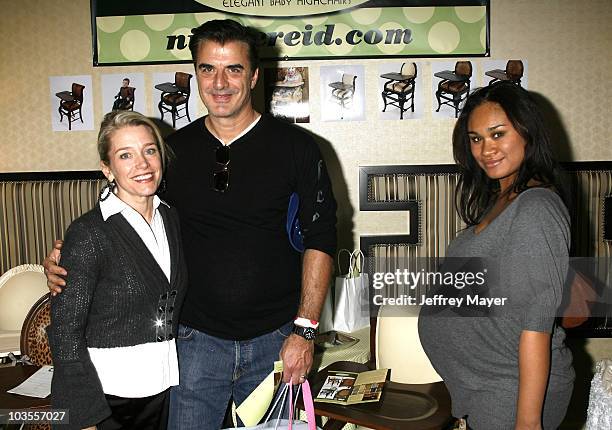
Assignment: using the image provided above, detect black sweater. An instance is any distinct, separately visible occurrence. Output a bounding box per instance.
[164,114,337,340]
[47,204,188,430]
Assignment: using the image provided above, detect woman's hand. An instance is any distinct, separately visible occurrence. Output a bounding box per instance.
[82,426,97,430]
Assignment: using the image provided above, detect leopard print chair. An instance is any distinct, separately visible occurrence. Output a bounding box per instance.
[20,293,52,366]
[20,293,52,430]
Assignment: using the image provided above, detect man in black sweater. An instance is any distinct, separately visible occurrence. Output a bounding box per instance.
[45,19,336,429]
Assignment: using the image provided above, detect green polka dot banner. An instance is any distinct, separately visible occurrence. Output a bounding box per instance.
[95,6,488,64]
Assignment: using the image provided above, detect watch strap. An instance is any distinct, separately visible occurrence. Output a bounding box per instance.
[292,323,318,340]
[294,317,319,329]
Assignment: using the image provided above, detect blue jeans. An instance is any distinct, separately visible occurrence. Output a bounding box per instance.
[168,321,292,429]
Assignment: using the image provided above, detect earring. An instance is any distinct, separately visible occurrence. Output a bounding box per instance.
[99,179,116,202]
[156,178,167,195]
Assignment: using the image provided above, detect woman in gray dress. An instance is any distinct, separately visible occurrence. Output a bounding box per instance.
[419,82,574,430]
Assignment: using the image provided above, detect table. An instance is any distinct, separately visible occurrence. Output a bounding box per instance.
[433,70,467,82]
[0,365,50,410]
[293,328,370,430]
[273,81,304,88]
[304,361,451,430]
[314,327,370,371]
[380,73,415,82]
[55,91,74,102]
[155,82,179,93]
[485,69,509,81]
[328,82,353,91]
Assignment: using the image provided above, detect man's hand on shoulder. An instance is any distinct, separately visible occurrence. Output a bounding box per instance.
[280,334,314,385]
[43,239,66,296]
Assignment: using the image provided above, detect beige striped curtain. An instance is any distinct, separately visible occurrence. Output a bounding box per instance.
[0,180,104,275]
[569,170,612,309]
[368,172,466,299]
[570,170,612,258]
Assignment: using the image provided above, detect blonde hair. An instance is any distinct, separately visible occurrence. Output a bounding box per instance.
[97,111,172,171]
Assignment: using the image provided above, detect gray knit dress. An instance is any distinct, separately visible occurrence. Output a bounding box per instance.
[419,188,575,429]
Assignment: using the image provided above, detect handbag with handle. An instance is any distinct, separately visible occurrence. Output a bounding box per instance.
[332,249,370,333]
[224,380,321,430]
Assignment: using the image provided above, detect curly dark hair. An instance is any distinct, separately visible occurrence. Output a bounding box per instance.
[452,82,566,225]
[188,19,260,72]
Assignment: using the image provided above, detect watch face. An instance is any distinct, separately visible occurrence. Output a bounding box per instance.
[293,324,317,340]
[303,327,316,340]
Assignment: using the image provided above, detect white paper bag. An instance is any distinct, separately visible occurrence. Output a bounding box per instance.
[318,288,334,334]
[332,249,370,333]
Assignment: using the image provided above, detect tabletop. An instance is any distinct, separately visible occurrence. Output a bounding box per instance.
[485,69,509,79]
[155,82,179,93]
[304,361,452,430]
[0,365,50,410]
[55,91,74,102]
[433,71,468,82]
[328,82,353,91]
[380,73,415,81]
[272,81,304,88]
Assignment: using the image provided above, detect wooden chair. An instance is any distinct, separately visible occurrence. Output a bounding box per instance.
[58,83,85,130]
[435,61,472,118]
[381,62,417,120]
[18,293,52,430]
[0,264,48,356]
[330,73,357,119]
[158,72,192,128]
[486,60,524,86]
[20,293,52,367]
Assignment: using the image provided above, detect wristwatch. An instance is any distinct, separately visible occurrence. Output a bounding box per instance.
[292,324,318,341]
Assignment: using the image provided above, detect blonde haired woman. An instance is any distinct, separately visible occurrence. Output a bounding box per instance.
[48,111,187,430]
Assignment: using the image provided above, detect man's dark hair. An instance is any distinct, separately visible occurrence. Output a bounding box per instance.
[452,81,566,225]
[189,19,260,72]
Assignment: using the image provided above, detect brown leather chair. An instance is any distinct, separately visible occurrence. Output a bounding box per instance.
[435,61,472,118]
[382,62,417,120]
[486,60,524,86]
[158,72,192,128]
[20,293,52,367]
[58,83,85,130]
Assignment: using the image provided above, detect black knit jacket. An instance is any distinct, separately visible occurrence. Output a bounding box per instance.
[47,204,188,430]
